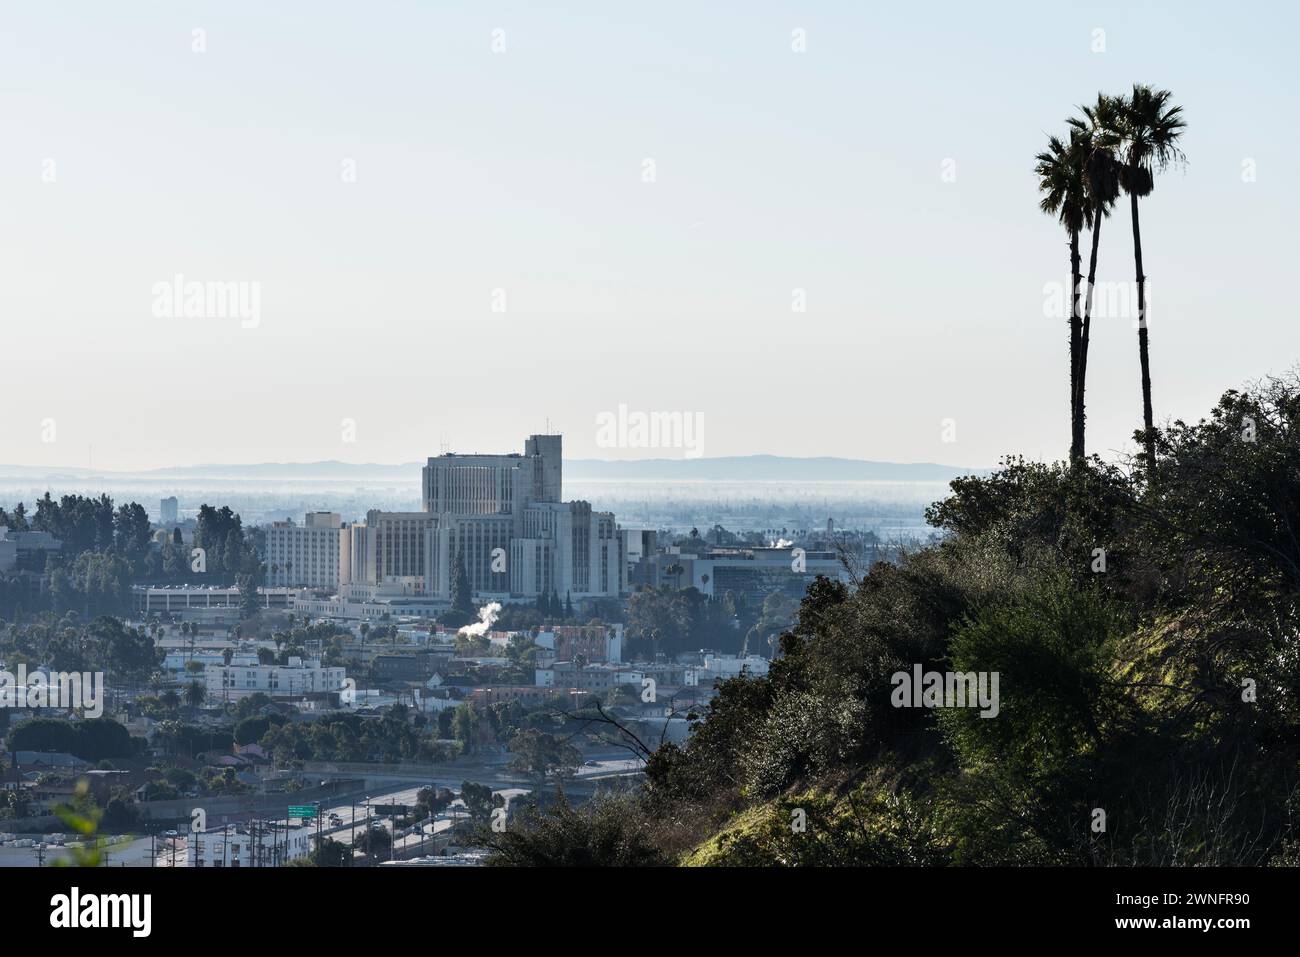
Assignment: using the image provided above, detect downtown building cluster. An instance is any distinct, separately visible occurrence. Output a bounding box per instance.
[266,435,625,609]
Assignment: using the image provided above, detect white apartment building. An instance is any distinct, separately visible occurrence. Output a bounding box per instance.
[185,822,314,867]
[203,657,347,700]
[161,650,260,681]
[535,661,646,693]
[266,512,347,589]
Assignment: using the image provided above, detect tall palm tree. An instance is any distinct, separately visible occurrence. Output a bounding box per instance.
[1116,84,1186,471]
[1067,93,1123,457]
[1035,129,1092,461]
[184,679,206,715]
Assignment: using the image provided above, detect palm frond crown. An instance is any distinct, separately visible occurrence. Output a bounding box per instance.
[1067,93,1123,215]
[1035,130,1091,234]
[1116,84,1187,198]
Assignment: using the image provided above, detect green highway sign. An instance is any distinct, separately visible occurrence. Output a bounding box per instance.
[289,805,318,819]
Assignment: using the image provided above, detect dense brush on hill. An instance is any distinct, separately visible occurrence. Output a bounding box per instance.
[484,375,1300,866]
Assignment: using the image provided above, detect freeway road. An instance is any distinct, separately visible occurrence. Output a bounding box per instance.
[1,752,644,867]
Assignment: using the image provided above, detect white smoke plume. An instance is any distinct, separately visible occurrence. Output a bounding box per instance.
[458,601,502,639]
[771,538,795,549]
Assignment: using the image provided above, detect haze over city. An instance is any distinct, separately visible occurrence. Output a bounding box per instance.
[4,1,1296,471]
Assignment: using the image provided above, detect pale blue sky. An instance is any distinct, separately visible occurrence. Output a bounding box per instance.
[1,1,1295,471]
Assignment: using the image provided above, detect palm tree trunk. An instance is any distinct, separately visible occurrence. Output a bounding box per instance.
[1130,188,1156,471]
[1069,231,1083,462]
[1075,209,1104,460]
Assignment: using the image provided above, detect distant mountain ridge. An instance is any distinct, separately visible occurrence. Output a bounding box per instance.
[0,455,986,483]
[566,455,983,481]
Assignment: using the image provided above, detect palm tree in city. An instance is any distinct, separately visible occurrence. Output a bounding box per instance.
[1035,128,1092,462]
[221,646,234,709]
[1115,84,1186,472]
[184,678,206,715]
[1066,93,1123,459]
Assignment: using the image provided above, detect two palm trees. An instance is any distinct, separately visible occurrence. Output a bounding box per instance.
[1036,84,1186,470]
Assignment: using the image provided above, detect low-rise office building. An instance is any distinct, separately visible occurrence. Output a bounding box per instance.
[0,527,61,573]
[132,585,299,616]
[639,545,849,604]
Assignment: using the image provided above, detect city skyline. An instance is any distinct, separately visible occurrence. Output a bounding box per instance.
[2,0,1298,908]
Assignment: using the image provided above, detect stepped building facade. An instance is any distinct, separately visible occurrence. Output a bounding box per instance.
[339,434,624,603]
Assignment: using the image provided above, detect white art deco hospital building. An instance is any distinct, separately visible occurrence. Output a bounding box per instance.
[273,435,625,608]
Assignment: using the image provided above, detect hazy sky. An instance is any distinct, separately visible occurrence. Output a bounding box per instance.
[2,1,1295,471]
